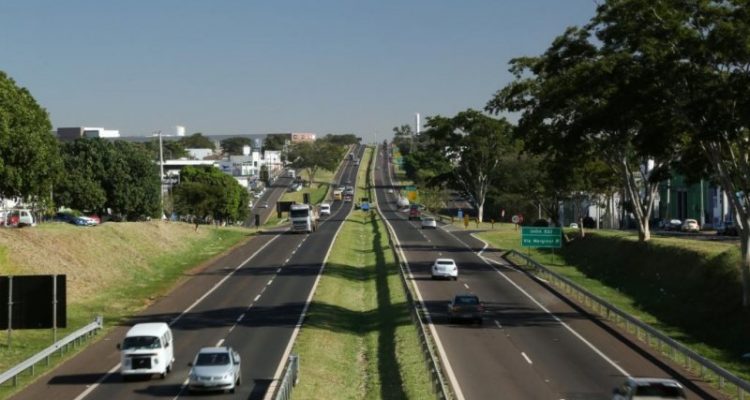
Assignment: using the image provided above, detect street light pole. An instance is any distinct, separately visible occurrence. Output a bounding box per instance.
[156,130,165,219]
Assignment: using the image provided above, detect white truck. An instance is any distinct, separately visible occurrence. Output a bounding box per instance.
[290,203,318,233]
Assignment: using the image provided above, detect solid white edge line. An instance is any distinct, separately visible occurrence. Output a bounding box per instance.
[521,352,533,365]
[262,147,360,400]
[73,233,282,400]
[468,233,631,378]
[377,150,466,400]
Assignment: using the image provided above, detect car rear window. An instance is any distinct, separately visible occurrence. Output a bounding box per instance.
[634,384,685,397]
[437,260,454,265]
[455,296,479,305]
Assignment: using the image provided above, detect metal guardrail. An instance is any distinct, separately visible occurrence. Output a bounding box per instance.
[377,206,451,399]
[0,316,103,387]
[272,354,299,400]
[505,250,750,399]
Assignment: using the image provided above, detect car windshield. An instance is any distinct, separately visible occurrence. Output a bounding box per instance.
[455,296,478,305]
[634,383,685,397]
[122,336,161,350]
[195,352,230,366]
[290,209,309,218]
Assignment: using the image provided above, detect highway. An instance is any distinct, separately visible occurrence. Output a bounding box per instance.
[11,146,365,400]
[372,145,722,400]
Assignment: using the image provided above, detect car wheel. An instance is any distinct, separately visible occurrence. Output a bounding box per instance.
[160,371,166,379]
[476,318,483,325]
[237,374,241,386]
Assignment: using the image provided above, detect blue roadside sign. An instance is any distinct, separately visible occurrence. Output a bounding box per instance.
[457,209,463,219]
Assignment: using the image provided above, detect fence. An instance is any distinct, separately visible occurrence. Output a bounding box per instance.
[271,354,299,400]
[378,207,452,399]
[505,249,750,399]
[0,316,103,387]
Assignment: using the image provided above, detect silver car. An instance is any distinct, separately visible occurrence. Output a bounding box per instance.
[188,346,241,393]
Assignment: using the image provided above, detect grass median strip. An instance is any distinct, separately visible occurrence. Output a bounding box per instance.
[292,209,433,399]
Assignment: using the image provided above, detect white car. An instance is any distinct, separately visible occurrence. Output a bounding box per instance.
[431,258,458,280]
[612,377,686,400]
[188,346,241,393]
[319,203,331,216]
[421,217,437,229]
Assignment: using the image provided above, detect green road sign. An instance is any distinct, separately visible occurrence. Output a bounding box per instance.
[521,227,562,248]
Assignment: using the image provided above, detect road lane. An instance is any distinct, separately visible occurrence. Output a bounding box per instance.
[12,146,365,400]
[373,145,720,399]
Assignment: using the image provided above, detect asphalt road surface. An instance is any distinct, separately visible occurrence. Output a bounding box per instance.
[12,146,365,400]
[372,145,723,400]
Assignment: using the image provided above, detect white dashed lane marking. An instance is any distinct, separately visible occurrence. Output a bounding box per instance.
[494,320,502,329]
[521,352,533,364]
[463,283,470,290]
[254,294,261,302]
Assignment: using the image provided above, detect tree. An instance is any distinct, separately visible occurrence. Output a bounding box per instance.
[487,23,682,241]
[287,141,344,187]
[320,134,360,146]
[582,0,750,306]
[173,166,249,227]
[392,124,414,155]
[55,139,109,213]
[179,133,216,150]
[263,134,290,152]
[104,141,161,219]
[0,71,61,209]
[141,139,188,161]
[415,110,518,222]
[220,137,254,156]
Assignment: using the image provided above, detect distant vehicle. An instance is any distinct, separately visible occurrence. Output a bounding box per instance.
[717,218,739,236]
[290,203,318,233]
[681,219,699,232]
[432,258,458,280]
[319,203,331,216]
[421,216,437,229]
[569,222,579,229]
[397,197,410,208]
[333,189,343,201]
[612,377,686,400]
[72,216,98,226]
[408,205,421,221]
[2,209,35,227]
[447,294,483,324]
[118,322,174,379]
[188,346,241,394]
[343,193,353,202]
[664,219,682,231]
[257,201,268,208]
[288,170,296,178]
[386,188,394,194]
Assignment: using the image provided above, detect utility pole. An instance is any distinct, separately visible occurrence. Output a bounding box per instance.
[155,130,165,220]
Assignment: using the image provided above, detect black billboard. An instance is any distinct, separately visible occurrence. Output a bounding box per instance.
[0,275,67,329]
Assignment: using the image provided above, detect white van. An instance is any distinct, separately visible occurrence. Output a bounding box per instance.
[319,203,331,216]
[118,322,174,379]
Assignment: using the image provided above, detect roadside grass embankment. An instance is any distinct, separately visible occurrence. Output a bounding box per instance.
[475,226,750,382]
[0,221,250,399]
[291,210,433,400]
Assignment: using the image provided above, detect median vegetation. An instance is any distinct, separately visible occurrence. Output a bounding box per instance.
[0,221,250,398]
[292,147,433,399]
[476,227,750,381]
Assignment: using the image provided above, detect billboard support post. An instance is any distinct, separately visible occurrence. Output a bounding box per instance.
[7,276,12,348]
[53,275,58,342]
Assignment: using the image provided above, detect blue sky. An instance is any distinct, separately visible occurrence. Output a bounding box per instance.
[2,1,597,141]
